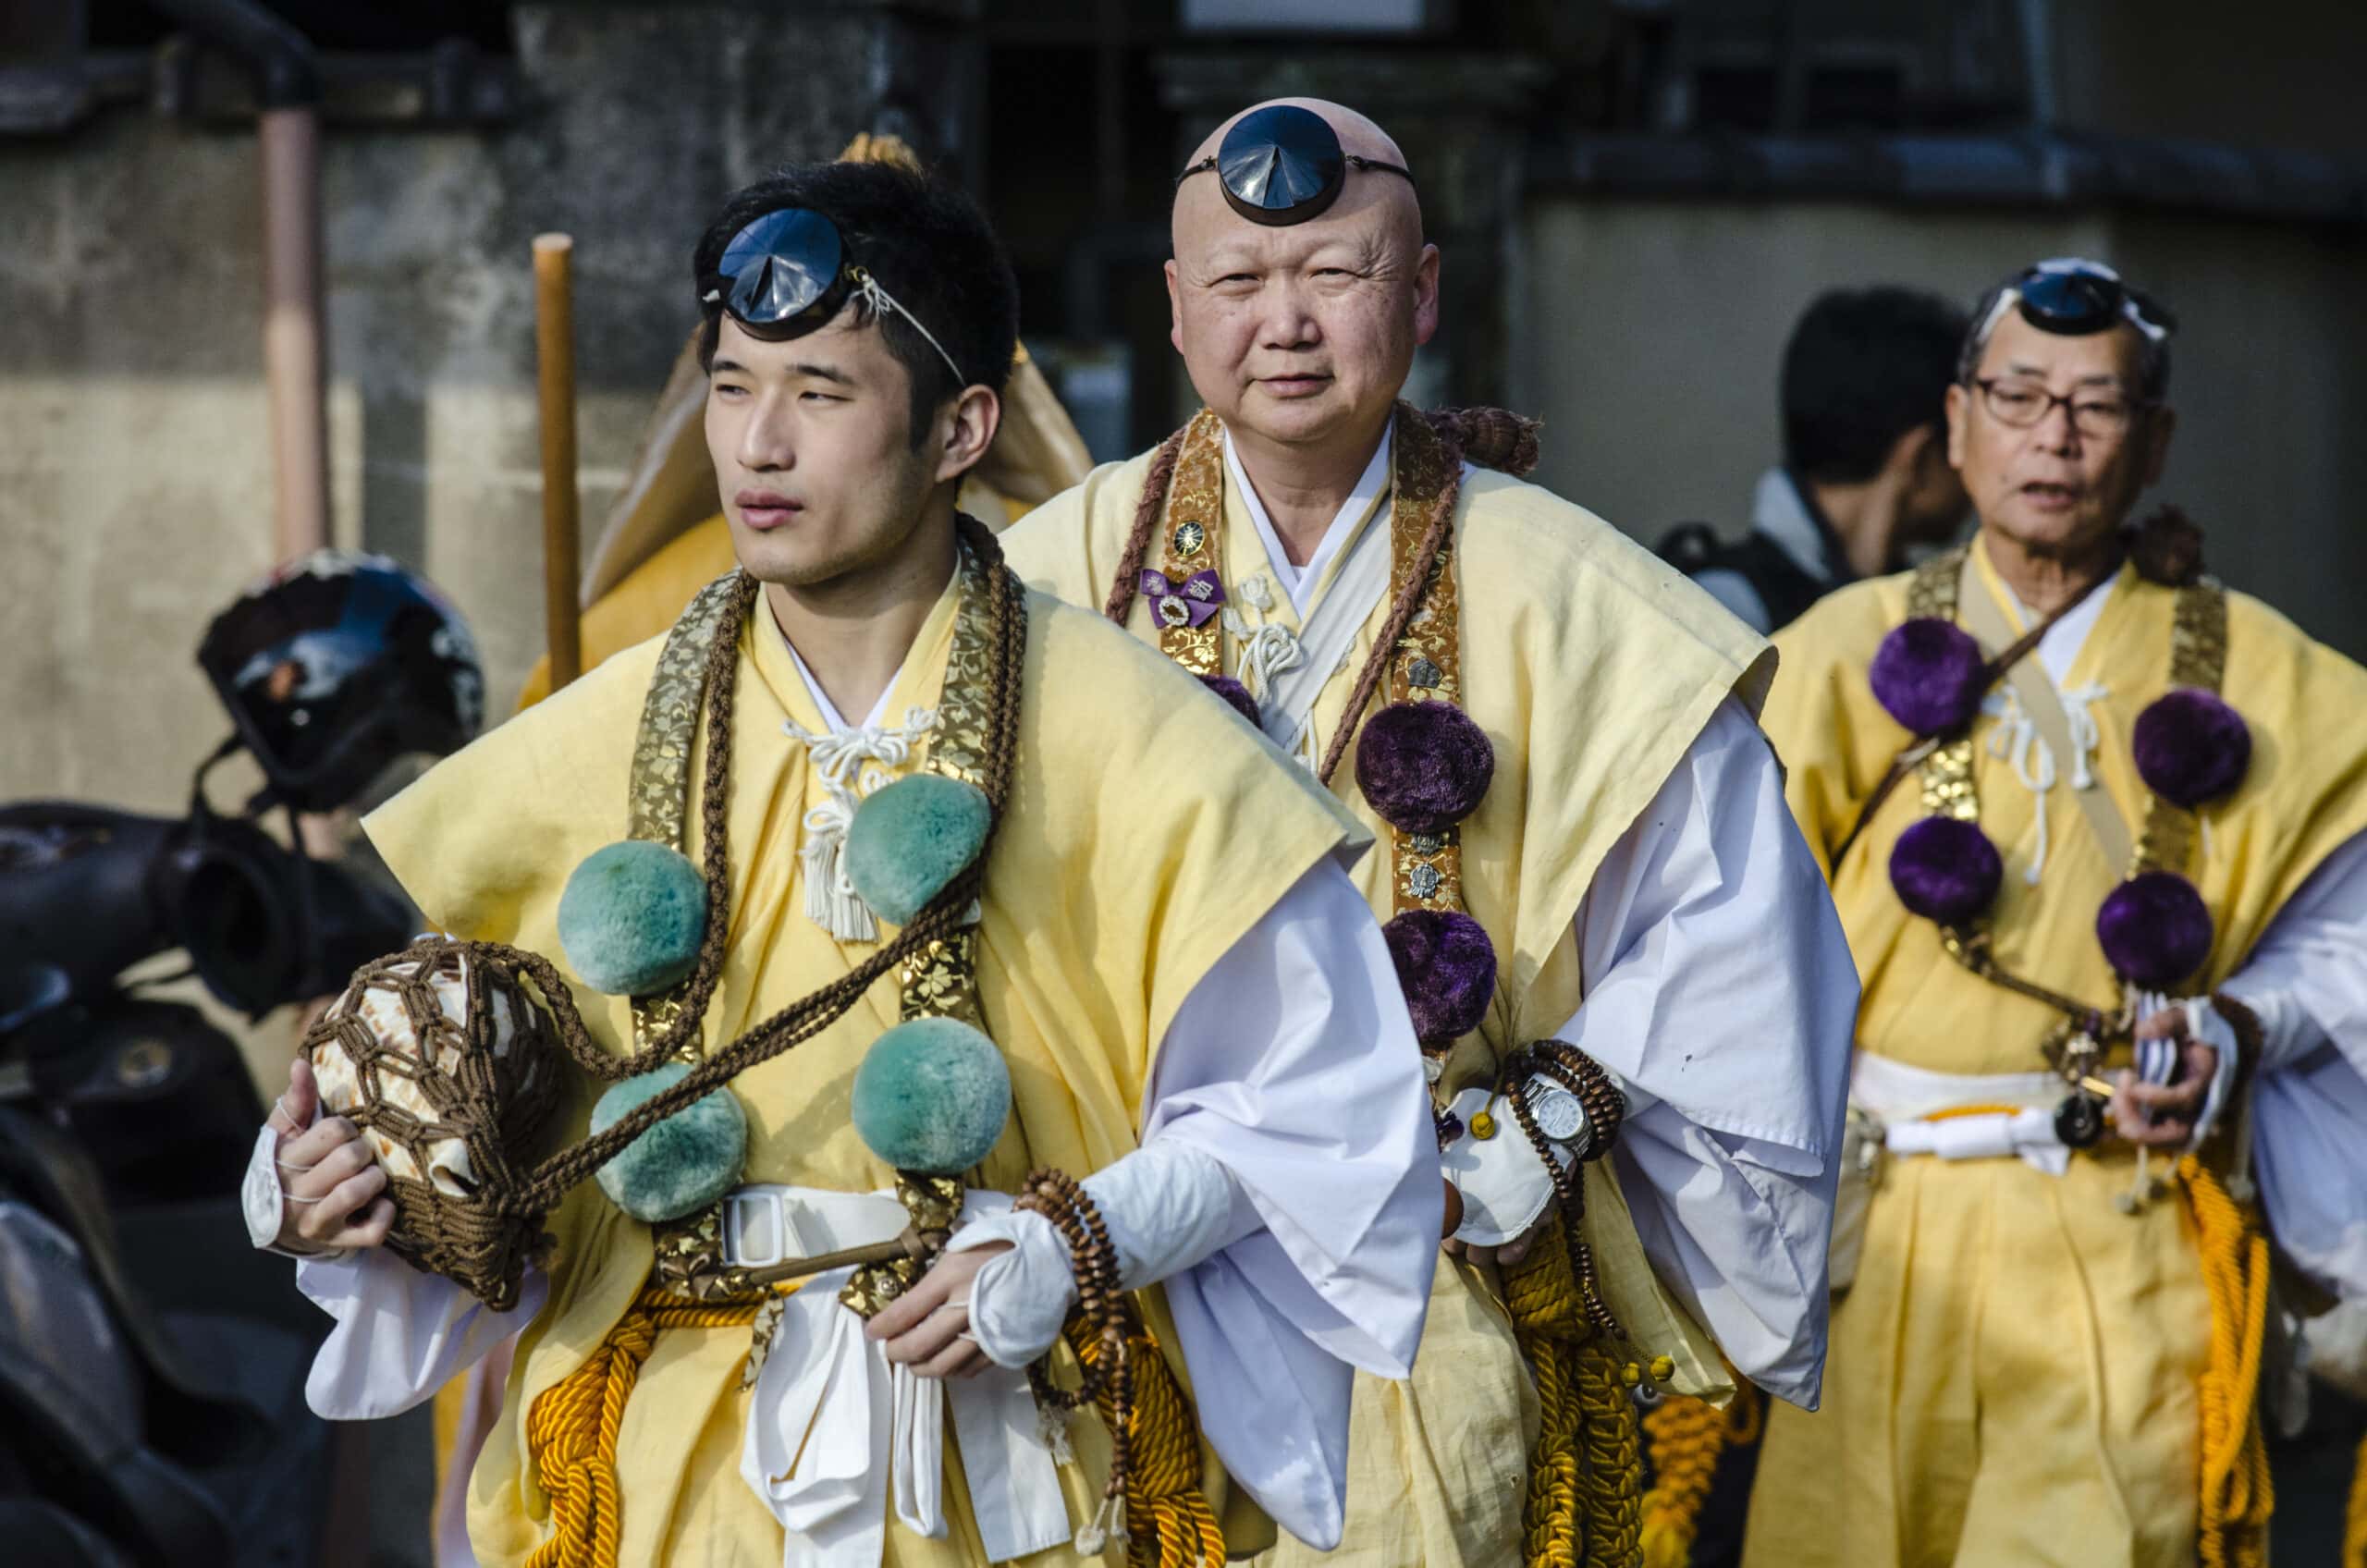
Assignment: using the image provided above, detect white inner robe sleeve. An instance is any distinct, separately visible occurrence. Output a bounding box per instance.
[958,850,1439,1550]
[1440,698,1857,1410]
[294,1248,546,1421]
[2220,829,2367,1300]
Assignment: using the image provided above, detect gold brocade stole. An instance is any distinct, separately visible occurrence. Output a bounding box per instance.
[1907,545,2229,1071]
[1148,405,1474,1023]
[628,552,1001,1305]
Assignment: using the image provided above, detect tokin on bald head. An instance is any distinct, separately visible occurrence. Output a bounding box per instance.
[1168,98,1440,470]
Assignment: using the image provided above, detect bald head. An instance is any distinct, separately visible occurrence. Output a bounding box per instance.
[1165,98,1441,463]
[1175,97,1424,252]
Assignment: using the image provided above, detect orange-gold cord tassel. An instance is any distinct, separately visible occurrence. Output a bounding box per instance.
[1638,1378,1759,1568]
[1069,1316,1225,1568]
[1503,1210,1644,1568]
[2183,1156,2273,1568]
[521,1289,762,1568]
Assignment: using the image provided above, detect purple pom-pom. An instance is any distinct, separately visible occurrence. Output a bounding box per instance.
[1355,700,1496,835]
[1199,674,1261,727]
[1889,815,2003,925]
[2133,689,2250,809]
[2096,872,2214,988]
[1383,909,1497,1046]
[1870,618,1987,737]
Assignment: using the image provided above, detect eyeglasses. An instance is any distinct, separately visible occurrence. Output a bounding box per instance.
[1969,376,2151,440]
[1175,103,1413,227]
[701,207,967,386]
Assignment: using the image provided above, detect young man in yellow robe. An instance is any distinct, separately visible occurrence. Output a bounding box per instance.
[1001,98,1858,1568]
[244,158,1445,1566]
[1743,258,2367,1568]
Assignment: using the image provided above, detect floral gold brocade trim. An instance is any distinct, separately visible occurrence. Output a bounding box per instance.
[1154,410,1228,676]
[1383,407,1469,923]
[637,547,1003,1302]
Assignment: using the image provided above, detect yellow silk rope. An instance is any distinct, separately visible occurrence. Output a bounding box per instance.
[2183,1156,2273,1568]
[1637,1378,1760,1568]
[521,1289,765,1568]
[1069,1316,1226,1568]
[1504,1211,1646,1568]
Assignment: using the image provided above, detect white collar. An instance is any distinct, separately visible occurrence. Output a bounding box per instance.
[1748,467,1839,582]
[780,627,904,733]
[1996,568,2117,688]
[1222,423,1394,619]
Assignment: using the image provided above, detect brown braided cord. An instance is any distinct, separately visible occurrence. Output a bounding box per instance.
[1315,404,1466,788]
[1426,405,1542,478]
[518,514,1026,1204]
[312,515,1028,1308]
[1103,426,1190,627]
[304,943,569,1311]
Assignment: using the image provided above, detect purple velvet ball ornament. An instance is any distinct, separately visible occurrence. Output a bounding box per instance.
[1870,618,1988,737]
[1355,700,1496,835]
[1199,673,1262,728]
[1383,909,1497,1047]
[2096,872,2214,989]
[2132,689,2251,809]
[1888,815,2004,925]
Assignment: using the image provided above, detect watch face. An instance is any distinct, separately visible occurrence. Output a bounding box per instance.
[1527,1083,1588,1145]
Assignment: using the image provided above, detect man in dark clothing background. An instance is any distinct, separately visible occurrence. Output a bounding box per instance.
[1663,285,1969,632]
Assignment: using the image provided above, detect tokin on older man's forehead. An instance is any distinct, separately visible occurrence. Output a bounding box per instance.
[1176,100,1420,232]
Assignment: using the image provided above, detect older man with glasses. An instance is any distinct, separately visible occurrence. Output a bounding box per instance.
[1744,257,2367,1567]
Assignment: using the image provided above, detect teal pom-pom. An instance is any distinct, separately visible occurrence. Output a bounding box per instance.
[844,774,991,926]
[850,1018,1012,1174]
[557,840,707,996]
[589,1063,747,1222]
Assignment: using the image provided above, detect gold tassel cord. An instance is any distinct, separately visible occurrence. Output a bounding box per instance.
[1637,1381,1759,1568]
[1068,1315,1226,1568]
[2183,1157,2273,1568]
[1504,1211,1646,1568]
[521,1289,765,1568]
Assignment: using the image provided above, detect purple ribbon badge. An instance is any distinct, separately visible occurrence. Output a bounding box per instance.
[1140,568,1225,630]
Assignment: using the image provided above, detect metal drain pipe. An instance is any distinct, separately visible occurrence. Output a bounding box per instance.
[147,0,329,564]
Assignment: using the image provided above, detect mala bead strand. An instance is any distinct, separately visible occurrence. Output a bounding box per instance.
[1506,1046,1624,1341]
[1017,1168,1139,1552]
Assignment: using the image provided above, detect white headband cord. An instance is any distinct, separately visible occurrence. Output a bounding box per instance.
[852,267,968,387]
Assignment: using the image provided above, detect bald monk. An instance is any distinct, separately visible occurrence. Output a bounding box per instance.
[1002,97,1858,1568]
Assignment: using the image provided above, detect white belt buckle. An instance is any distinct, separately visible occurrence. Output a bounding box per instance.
[724,1188,820,1269]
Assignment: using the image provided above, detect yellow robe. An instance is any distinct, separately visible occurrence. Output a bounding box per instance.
[1002,435,1772,1567]
[366,567,1363,1565]
[1744,543,2367,1568]
[516,488,1023,711]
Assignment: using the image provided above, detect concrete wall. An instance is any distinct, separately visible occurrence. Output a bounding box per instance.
[1508,197,2367,658]
[0,0,979,812]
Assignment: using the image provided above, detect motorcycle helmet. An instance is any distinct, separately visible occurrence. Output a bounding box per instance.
[196,550,484,814]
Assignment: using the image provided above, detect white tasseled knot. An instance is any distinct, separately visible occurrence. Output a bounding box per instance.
[780,705,938,941]
[1238,620,1304,701]
[1981,680,2110,886]
[1238,572,1277,613]
[1074,1493,1123,1556]
[1037,1399,1076,1466]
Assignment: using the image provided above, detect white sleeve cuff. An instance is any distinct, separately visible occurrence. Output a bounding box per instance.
[240,1121,351,1264]
[947,1208,1076,1368]
[952,1139,1251,1368]
[1439,1085,1569,1246]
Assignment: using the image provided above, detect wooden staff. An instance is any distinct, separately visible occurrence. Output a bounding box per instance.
[735,1224,945,1290]
[533,233,583,692]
